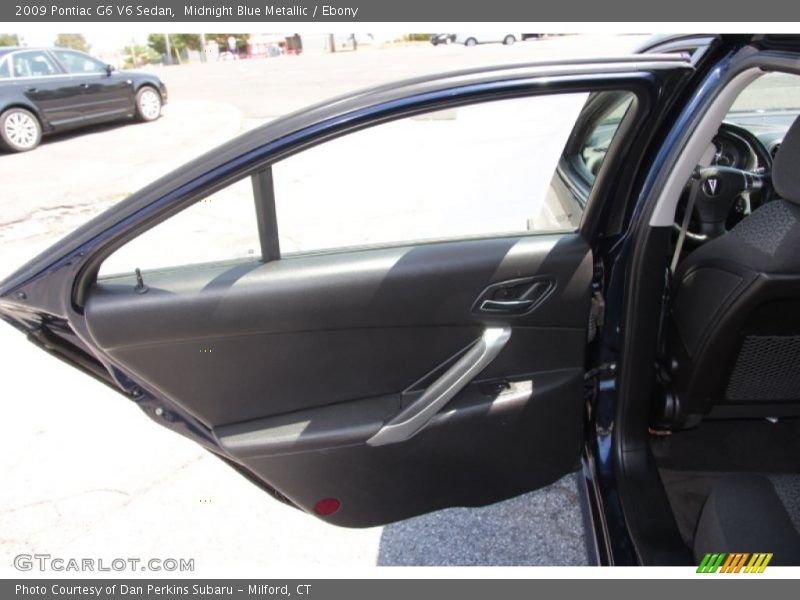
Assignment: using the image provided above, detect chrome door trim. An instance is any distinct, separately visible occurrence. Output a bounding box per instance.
[367,326,512,446]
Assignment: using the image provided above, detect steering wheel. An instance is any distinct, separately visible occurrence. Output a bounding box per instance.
[676,165,769,242]
[674,124,774,243]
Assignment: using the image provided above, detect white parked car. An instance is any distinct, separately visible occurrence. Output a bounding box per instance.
[453,33,523,46]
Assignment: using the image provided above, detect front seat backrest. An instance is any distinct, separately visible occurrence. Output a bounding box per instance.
[664,115,800,428]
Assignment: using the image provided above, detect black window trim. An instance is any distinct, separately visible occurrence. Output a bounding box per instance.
[251,167,281,262]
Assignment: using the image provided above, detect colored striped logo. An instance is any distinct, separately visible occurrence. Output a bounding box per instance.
[697,553,773,573]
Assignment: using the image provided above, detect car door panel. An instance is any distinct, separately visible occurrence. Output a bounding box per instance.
[86,235,590,345]
[217,369,584,527]
[48,49,136,121]
[84,234,591,423]
[79,73,135,121]
[84,233,591,526]
[0,57,692,527]
[22,76,85,125]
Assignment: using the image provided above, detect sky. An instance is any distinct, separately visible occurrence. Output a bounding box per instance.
[18,31,150,53]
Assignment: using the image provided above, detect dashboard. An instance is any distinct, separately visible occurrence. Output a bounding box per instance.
[709,131,756,169]
[706,122,772,172]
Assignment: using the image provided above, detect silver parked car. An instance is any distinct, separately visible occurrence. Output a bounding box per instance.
[453,33,523,46]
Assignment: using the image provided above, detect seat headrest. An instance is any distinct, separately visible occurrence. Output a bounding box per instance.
[773,114,800,204]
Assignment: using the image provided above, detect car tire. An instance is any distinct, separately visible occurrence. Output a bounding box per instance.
[503,35,516,45]
[0,107,42,152]
[465,38,477,47]
[135,86,162,122]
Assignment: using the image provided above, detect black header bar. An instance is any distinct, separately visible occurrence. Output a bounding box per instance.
[2,0,800,22]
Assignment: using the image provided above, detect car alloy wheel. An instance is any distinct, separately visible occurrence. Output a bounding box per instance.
[136,87,162,122]
[0,108,41,152]
[465,38,477,47]
[504,35,516,45]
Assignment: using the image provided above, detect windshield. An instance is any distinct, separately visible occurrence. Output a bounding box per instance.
[729,72,800,115]
[723,72,800,142]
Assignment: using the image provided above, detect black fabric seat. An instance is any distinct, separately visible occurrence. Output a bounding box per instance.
[694,473,800,565]
[667,115,800,425]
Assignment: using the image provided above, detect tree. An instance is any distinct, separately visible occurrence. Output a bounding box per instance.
[122,44,160,69]
[147,34,201,57]
[206,34,243,51]
[405,34,434,42]
[54,33,90,52]
[0,33,20,46]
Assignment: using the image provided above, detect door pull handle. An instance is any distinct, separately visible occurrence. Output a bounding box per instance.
[479,298,534,312]
[367,327,511,446]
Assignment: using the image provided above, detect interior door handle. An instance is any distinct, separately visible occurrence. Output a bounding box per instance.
[367,326,512,447]
[480,298,534,312]
[473,277,555,315]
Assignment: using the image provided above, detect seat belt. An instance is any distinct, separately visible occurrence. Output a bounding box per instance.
[670,178,699,274]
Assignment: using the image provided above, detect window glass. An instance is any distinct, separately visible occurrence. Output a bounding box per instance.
[580,93,634,180]
[52,49,106,74]
[11,51,58,78]
[272,93,614,255]
[0,59,10,79]
[729,72,800,116]
[273,94,586,253]
[99,178,261,277]
[100,90,636,275]
[725,72,800,161]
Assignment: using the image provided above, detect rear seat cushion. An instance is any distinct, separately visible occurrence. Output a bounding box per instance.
[693,473,800,565]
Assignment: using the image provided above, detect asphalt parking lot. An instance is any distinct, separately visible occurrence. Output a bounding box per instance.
[0,35,642,572]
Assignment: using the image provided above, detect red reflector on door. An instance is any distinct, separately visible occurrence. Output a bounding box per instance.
[314,498,341,515]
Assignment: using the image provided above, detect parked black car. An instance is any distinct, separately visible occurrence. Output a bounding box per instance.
[0,46,167,152]
[2,34,800,566]
[430,33,456,46]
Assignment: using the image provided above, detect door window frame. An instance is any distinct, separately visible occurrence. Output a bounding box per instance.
[7,49,64,79]
[50,49,108,75]
[64,65,680,307]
